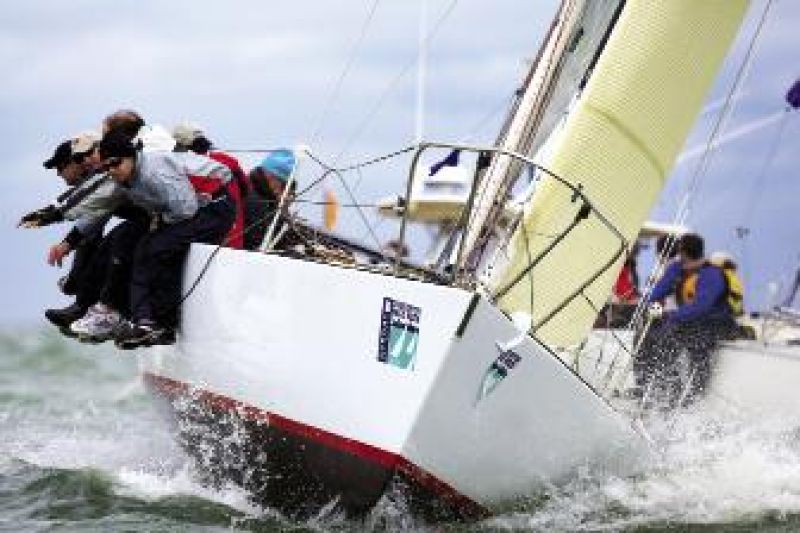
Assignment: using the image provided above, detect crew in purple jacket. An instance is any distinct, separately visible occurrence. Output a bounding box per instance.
[633,233,738,407]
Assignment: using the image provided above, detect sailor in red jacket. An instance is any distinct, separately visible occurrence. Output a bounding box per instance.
[172,122,248,249]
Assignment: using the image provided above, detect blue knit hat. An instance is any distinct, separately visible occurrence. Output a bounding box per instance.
[258,149,296,182]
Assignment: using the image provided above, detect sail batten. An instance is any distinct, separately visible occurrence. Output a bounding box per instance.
[488,0,750,348]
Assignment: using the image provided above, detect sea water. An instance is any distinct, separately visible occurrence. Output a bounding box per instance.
[3,328,800,532]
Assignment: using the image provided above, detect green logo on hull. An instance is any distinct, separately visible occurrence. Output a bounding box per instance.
[378,297,421,370]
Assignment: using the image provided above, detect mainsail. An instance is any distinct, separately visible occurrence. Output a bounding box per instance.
[487,0,749,347]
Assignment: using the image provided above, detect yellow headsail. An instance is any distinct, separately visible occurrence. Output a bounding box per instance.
[488,0,749,348]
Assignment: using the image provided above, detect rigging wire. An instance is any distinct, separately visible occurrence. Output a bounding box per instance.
[294,198,380,208]
[458,93,517,145]
[674,0,774,232]
[298,145,416,198]
[307,0,383,148]
[332,0,462,165]
[600,0,777,390]
[633,0,775,322]
[301,148,416,255]
[737,109,791,288]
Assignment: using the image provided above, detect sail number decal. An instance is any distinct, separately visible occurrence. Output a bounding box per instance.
[378,297,421,370]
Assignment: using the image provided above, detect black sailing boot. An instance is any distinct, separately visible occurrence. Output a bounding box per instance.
[44,302,87,333]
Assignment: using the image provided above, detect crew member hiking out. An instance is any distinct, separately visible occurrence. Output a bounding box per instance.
[95,130,235,349]
[64,111,169,342]
[18,132,111,333]
[633,233,740,407]
[172,122,248,249]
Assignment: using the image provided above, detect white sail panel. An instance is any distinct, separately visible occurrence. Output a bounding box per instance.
[488,0,749,348]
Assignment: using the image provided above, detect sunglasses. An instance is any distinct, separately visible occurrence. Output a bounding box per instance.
[102,157,125,170]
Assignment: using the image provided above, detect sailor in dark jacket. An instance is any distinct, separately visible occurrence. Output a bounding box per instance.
[18,132,111,331]
[634,233,739,407]
[243,149,296,251]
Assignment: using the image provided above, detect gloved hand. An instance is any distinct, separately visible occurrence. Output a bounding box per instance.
[647,302,664,321]
[18,205,63,228]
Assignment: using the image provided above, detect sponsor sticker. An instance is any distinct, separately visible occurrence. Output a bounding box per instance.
[378,297,421,370]
[478,341,522,402]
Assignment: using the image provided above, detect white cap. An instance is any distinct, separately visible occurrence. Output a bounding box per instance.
[172,121,205,148]
[71,130,101,155]
[136,124,177,153]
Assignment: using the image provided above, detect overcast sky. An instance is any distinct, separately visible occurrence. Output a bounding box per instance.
[0,0,797,326]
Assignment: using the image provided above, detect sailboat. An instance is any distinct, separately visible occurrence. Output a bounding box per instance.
[138,0,749,519]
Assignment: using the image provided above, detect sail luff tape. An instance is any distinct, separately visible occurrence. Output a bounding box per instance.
[582,101,666,184]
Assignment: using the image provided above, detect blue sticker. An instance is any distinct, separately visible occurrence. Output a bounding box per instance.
[378,297,421,370]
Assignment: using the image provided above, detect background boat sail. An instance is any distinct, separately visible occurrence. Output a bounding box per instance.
[139,0,749,519]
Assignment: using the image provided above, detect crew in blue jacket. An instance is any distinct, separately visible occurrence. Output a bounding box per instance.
[634,233,738,407]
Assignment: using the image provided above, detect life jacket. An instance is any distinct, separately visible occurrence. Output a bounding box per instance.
[678,261,744,316]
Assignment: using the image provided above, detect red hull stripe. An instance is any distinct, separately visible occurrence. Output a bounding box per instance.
[143,372,488,518]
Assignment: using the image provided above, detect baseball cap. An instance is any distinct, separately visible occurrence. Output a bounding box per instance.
[71,130,101,156]
[43,141,73,170]
[172,121,205,148]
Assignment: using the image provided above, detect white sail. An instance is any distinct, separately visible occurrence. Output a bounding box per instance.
[488,0,749,348]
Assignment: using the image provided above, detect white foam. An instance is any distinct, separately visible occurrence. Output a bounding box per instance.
[486,406,800,530]
[115,465,262,514]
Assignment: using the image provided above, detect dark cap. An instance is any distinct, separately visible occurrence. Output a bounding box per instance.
[98,129,139,159]
[43,141,73,170]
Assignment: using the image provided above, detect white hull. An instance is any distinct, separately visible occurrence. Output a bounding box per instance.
[140,245,646,517]
[707,340,800,421]
[585,319,800,422]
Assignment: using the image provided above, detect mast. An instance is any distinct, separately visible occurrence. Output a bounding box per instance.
[458,0,587,271]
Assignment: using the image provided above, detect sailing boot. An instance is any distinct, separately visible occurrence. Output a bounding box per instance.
[114,319,175,350]
[44,302,87,331]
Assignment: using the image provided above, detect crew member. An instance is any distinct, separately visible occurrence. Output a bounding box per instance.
[244,149,297,251]
[172,122,248,249]
[95,130,235,348]
[62,111,172,341]
[18,132,111,332]
[634,233,738,406]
